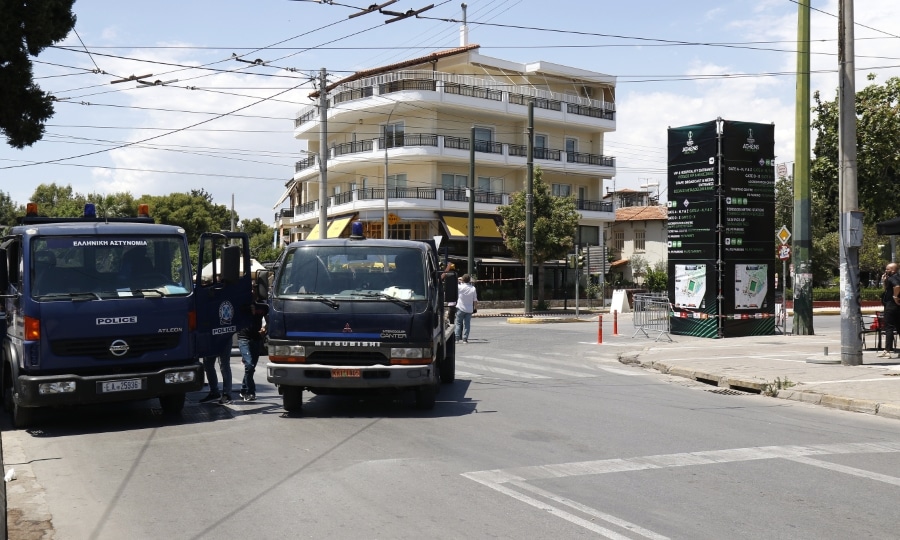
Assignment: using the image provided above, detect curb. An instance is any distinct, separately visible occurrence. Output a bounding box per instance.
[506,316,590,324]
[618,353,900,422]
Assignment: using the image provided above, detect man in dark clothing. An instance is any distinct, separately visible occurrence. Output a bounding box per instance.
[881,262,900,359]
[238,301,270,401]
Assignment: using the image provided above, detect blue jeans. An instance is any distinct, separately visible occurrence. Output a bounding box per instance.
[203,345,232,396]
[455,310,473,341]
[239,337,262,395]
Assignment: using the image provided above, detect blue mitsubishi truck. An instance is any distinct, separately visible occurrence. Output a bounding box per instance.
[0,203,251,428]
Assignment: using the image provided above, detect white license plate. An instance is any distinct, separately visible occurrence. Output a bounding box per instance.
[99,378,143,393]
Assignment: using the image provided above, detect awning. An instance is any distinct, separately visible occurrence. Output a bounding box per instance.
[273,181,295,209]
[610,259,629,268]
[305,213,356,240]
[439,213,502,239]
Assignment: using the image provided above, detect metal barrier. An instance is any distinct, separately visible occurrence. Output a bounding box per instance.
[632,294,673,342]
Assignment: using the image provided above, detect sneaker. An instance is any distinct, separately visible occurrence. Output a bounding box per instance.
[463,339,468,343]
[878,350,892,358]
[198,392,221,404]
[247,394,257,402]
[239,391,249,401]
[218,394,233,405]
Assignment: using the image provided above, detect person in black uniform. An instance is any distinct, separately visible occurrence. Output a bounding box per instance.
[880,262,900,359]
[238,299,270,401]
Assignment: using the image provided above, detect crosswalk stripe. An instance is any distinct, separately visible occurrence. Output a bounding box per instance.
[456,360,551,379]
[461,355,595,378]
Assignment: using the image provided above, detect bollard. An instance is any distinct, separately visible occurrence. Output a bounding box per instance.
[613,310,619,336]
[598,314,603,344]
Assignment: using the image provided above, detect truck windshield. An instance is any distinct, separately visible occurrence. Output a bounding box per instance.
[275,246,426,301]
[31,236,191,300]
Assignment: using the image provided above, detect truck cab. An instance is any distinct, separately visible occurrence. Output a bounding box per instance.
[261,224,458,412]
[0,203,251,428]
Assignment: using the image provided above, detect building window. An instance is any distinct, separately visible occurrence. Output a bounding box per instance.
[552,183,571,197]
[387,173,407,189]
[535,134,547,148]
[474,126,494,152]
[635,230,646,252]
[478,176,503,192]
[614,230,624,252]
[442,173,467,190]
[565,137,578,154]
[382,122,404,148]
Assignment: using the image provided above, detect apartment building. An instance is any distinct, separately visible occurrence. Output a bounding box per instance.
[274,30,617,285]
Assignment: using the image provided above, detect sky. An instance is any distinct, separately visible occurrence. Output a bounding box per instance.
[2,0,899,224]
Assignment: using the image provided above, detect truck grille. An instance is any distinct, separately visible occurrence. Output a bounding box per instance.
[307,350,389,366]
[50,333,182,360]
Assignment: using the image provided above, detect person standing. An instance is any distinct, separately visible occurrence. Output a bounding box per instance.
[238,301,270,401]
[441,263,457,325]
[454,274,478,343]
[880,262,900,358]
[199,338,233,404]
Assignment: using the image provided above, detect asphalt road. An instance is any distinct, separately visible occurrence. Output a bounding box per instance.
[4,316,900,539]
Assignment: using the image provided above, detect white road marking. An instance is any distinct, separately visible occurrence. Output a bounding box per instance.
[597,366,647,377]
[463,441,900,537]
[462,355,595,378]
[456,360,550,379]
[800,377,900,385]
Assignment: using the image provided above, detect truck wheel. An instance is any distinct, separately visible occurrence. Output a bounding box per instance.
[414,383,436,410]
[283,386,303,413]
[440,337,456,384]
[159,393,186,415]
[3,383,33,429]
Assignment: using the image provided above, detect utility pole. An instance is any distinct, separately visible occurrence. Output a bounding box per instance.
[839,0,862,365]
[792,1,814,335]
[318,68,328,238]
[525,101,534,316]
[468,126,475,278]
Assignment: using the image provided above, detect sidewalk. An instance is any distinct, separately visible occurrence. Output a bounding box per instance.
[480,307,900,422]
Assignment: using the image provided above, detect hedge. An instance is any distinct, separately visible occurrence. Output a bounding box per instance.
[783,287,883,302]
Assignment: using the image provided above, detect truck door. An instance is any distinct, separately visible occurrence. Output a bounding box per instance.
[194,232,252,359]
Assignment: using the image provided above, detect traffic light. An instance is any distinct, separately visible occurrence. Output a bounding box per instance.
[879,244,891,261]
[567,254,576,269]
[577,252,585,269]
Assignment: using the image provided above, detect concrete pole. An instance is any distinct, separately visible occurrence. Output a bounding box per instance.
[792,1,814,335]
[318,68,328,238]
[525,101,534,316]
[468,126,475,276]
[839,0,862,365]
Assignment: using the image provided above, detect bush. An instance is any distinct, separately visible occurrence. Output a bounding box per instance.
[783,287,882,302]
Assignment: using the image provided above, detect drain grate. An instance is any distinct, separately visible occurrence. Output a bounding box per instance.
[706,388,752,396]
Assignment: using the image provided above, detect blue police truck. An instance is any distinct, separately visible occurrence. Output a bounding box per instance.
[258,221,458,413]
[0,203,251,428]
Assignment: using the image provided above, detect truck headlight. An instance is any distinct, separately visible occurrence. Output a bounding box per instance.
[390,348,432,365]
[165,371,196,384]
[39,381,76,394]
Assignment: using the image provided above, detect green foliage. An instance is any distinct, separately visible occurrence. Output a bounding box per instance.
[0,0,76,148]
[497,167,581,302]
[784,287,883,302]
[644,262,668,292]
[141,189,232,245]
[764,376,795,397]
[0,190,24,227]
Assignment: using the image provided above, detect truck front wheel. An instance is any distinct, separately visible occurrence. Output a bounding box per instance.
[4,384,34,429]
[440,337,456,384]
[283,386,303,413]
[159,393,186,415]
[414,383,436,410]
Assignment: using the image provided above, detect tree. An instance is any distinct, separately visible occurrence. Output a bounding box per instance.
[497,167,581,304]
[240,218,281,263]
[810,76,900,281]
[1,0,77,148]
[0,190,23,227]
[30,183,83,217]
[142,192,232,245]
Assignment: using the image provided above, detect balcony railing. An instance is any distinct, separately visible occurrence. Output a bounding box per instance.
[355,187,438,200]
[379,79,437,94]
[567,151,615,167]
[443,187,505,205]
[378,133,439,150]
[508,145,562,161]
[443,81,503,101]
[295,70,616,126]
[295,156,316,173]
[332,140,373,157]
[576,199,613,212]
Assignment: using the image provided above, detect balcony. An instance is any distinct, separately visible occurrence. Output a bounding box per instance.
[294,132,615,178]
[295,70,616,131]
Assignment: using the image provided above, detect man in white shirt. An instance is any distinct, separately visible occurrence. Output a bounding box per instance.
[454,274,478,343]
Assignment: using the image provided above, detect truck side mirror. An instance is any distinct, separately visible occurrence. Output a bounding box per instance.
[221,245,241,285]
[443,271,458,303]
[255,270,270,300]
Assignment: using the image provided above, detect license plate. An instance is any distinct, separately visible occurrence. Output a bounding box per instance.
[99,378,143,393]
[331,369,361,378]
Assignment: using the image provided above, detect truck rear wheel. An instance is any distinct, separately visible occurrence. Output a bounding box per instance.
[283,386,303,413]
[440,337,456,384]
[159,393,186,415]
[414,383,436,410]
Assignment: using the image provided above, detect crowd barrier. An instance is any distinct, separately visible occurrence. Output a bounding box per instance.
[632,294,672,342]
